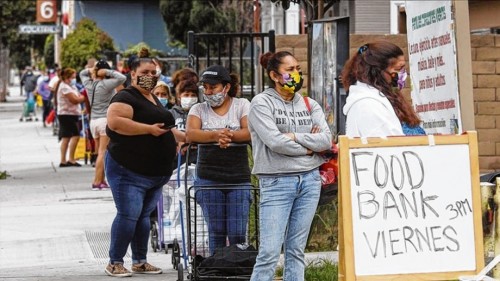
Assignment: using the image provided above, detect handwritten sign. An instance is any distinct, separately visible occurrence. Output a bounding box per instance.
[406,0,461,135]
[338,132,484,281]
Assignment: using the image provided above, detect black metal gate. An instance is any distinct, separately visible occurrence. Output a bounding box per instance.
[187,30,275,99]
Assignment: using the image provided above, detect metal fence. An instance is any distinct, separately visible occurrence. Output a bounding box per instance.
[187,30,275,99]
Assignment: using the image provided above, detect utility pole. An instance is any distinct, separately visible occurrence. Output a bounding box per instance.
[54,11,61,66]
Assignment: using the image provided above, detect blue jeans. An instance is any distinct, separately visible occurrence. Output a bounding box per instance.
[250,169,321,281]
[105,152,170,264]
[194,178,252,255]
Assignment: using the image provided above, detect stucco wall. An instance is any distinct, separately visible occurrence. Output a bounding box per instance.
[276,34,500,172]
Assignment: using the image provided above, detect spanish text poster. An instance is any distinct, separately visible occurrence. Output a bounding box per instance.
[406,0,461,135]
[349,145,476,275]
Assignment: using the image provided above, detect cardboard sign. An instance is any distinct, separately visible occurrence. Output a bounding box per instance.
[338,132,483,281]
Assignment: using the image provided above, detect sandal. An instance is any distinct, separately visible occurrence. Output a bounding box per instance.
[68,162,82,167]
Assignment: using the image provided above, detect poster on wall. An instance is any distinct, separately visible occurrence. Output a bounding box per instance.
[406,0,461,135]
[310,20,337,136]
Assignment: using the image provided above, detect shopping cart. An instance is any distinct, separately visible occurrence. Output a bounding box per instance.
[150,145,203,278]
[178,143,260,281]
[19,93,38,122]
[184,184,259,281]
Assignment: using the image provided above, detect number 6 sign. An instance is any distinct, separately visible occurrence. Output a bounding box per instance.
[36,0,57,23]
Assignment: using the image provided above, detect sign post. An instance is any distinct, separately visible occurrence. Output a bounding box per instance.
[338,132,484,280]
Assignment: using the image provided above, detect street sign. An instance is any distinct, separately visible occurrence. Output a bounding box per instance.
[36,0,57,23]
[18,24,60,34]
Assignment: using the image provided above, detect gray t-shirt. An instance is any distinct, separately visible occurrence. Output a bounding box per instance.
[188,98,251,183]
[80,69,126,119]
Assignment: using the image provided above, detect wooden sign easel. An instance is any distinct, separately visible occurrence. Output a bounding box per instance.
[338,132,484,281]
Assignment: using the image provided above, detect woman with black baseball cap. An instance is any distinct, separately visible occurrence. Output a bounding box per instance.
[186,65,252,255]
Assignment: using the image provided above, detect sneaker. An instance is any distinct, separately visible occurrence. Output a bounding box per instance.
[105,263,132,277]
[131,262,162,274]
[91,184,101,191]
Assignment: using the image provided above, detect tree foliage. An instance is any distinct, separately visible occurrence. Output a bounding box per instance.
[270,0,339,21]
[122,42,163,58]
[44,34,55,68]
[159,0,250,48]
[60,18,115,70]
[0,0,48,69]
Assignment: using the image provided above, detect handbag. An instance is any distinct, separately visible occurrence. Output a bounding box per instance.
[303,96,338,204]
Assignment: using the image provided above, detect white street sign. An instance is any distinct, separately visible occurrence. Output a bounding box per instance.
[18,24,60,34]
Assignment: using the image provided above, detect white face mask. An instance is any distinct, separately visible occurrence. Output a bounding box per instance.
[180,97,198,110]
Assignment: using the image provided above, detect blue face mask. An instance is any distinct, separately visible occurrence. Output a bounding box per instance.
[158,97,168,107]
[70,78,77,86]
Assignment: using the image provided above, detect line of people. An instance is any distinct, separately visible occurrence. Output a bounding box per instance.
[30,39,424,280]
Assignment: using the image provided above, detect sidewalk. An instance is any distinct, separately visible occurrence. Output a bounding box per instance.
[0,85,337,281]
[0,85,179,280]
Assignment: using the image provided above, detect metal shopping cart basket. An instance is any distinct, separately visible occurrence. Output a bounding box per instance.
[175,143,259,281]
[184,184,259,281]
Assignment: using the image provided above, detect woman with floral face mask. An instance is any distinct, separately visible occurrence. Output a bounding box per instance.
[342,41,425,137]
[186,65,252,256]
[248,51,332,281]
[104,48,177,277]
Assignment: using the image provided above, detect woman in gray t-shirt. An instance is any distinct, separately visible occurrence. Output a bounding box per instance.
[186,65,252,255]
[80,59,126,190]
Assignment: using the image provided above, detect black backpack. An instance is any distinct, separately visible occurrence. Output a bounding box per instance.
[196,244,257,278]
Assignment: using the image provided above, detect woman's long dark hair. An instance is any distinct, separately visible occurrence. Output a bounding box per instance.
[341,41,420,126]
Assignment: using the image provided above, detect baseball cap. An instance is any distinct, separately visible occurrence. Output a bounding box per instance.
[95,59,111,70]
[200,65,231,85]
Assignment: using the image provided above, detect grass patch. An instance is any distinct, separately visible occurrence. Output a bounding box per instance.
[307,195,338,252]
[275,259,338,281]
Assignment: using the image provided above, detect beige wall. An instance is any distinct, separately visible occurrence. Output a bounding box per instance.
[469,1,500,31]
[276,34,500,172]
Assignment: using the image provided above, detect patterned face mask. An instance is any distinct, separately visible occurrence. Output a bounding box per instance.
[136,75,158,92]
[203,86,226,108]
[279,71,303,94]
[204,92,226,108]
[388,69,407,90]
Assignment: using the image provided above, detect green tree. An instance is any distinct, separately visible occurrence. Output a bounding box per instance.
[60,18,115,70]
[0,0,48,69]
[122,42,163,58]
[159,0,250,48]
[270,0,339,21]
[44,34,55,68]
